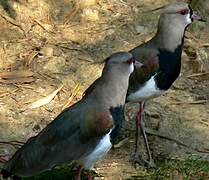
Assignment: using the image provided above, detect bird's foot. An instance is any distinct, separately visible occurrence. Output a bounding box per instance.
[73,165,82,180]
[0,155,10,163]
[130,152,156,168]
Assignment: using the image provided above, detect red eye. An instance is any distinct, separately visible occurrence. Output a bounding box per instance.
[179,9,189,15]
[127,58,134,64]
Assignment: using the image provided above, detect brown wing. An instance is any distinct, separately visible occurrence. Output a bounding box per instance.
[3,100,113,177]
[128,45,160,94]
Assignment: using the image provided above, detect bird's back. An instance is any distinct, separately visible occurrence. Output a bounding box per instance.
[128,41,160,94]
[2,100,103,177]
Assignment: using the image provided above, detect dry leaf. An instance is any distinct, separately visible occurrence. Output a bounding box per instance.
[27,85,64,109]
[0,70,34,79]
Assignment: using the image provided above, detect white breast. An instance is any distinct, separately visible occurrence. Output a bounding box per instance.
[127,75,165,102]
[81,130,112,170]
[185,13,192,24]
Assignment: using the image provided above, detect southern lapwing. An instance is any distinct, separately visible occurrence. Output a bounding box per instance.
[126,2,205,167]
[0,52,139,180]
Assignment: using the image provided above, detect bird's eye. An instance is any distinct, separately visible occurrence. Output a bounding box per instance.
[179,9,189,15]
[126,58,135,64]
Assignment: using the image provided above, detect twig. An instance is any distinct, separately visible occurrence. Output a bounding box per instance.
[77,57,94,63]
[200,43,209,47]
[64,7,79,25]
[57,45,83,52]
[0,92,9,98]
[169,100,207,105]
[0,140,24,149]
[33,19,55,34]
[13,84,35,90]
[145,128,209,154]
[0,77,35,84]
[26,51,39,66]
[8,140,24,144]
[0,12,26,37]
[200,120,209,126]
[186,72,209,78]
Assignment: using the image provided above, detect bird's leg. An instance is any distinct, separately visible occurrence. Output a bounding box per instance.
[131,102,146,165]
[74,165,83,180]
[0,155,10,163]
[13,175,21,180]
[134,102,144,154]
[139,102,155,167]
[86,170,93,180]
[131,102,155,167]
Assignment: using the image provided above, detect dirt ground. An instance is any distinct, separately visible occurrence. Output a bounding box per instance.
[0,0,209,179]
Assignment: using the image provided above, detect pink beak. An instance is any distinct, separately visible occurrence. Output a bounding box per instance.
[134,61,144,68]
[192,13,206,22]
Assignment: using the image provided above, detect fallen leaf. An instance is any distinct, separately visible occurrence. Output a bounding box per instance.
[27,85,63,109]
[0,70,34,79]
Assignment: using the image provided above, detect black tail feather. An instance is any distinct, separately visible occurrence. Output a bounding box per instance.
[13,175,21,180]
[1,169,21,179]
[1,169,12,178]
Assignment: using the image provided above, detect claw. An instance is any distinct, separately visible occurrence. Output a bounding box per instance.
[130,153,156,168]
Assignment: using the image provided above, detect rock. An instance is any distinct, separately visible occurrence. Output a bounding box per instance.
[77,0,97,9]
[81,8,99,21]
[135,25,148,35]
[43,57,66,73]
[40,46,54,58]
[106,29,115,36]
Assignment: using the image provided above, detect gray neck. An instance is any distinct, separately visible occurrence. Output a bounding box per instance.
[152,16,186,51]
[91,65,130,108]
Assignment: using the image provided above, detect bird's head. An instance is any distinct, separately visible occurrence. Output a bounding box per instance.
[159,2,205,30]
[104,52,142,75]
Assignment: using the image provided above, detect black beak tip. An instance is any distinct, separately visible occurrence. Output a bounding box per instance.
[200,18,207,22]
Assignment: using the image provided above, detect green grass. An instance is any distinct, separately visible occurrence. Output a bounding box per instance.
[19,156,209,180]
[149,156,209,180]
[23,165,74,180]
[22,163,100,180]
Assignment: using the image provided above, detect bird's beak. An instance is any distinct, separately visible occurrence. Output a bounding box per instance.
[134,61,143,68]
[191,12,206,22]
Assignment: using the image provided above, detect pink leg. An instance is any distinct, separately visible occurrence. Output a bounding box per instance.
[0,155,10,163]
[86,171,93,180]
[134,101,145,153]
[134,102,155,167]
[74,165,83,180]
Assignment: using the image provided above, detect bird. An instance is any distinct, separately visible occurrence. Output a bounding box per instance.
[126,2,206,167]
[0,52,139,180]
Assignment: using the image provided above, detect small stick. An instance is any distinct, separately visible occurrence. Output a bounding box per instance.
[0,141,23,148]
[0,12,26,36]
[169,100,207,105]
[0,92,9,98]
[32,19,55,34]
[199,43,209,47]
[145,128,209,154]
[186,72,209,78]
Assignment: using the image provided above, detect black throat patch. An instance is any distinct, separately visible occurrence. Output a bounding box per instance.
[189,5,194,22]
[155,42,183,90]
[109,106,125,145]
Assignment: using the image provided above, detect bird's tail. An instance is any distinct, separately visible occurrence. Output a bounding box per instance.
[0,155,12,179]
[1,169,12,179]
[0,155,21,179]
